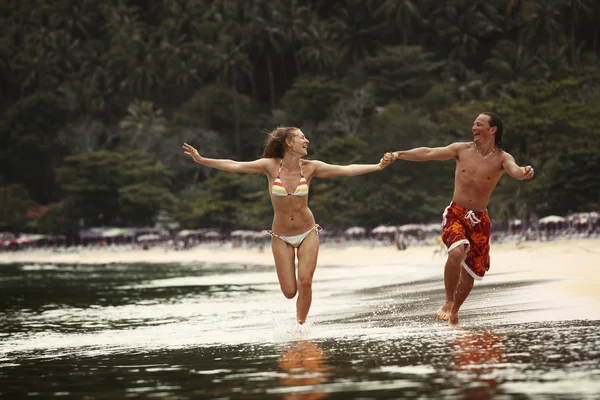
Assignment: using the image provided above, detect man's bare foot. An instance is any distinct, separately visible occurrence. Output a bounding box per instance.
[448,312,460,328]
[436,301,453,321]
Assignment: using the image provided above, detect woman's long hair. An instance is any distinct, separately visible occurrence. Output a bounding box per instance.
[262,127,299,158]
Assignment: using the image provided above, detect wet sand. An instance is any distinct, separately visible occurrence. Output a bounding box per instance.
[3,238,599,306]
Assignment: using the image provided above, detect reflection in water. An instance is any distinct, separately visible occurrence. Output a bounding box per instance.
[279,340,330,400]
[452,330,505,399]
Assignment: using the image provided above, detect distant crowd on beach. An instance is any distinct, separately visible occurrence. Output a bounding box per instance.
[1,211,598,254]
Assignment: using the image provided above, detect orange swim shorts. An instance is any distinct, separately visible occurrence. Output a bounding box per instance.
[441,202,491,280]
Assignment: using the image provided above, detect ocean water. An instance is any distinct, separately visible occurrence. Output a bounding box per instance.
[0,253,599,399]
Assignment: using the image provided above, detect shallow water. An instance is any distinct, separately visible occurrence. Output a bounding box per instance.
[1,254,599,399]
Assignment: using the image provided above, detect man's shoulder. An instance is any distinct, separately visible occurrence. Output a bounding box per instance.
[499,149,514,160]
[450,142,473,152]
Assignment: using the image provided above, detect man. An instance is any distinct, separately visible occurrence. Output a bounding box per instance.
[389,112,534,327]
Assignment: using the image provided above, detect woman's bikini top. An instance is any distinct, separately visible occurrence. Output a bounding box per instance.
[270,160,309,197]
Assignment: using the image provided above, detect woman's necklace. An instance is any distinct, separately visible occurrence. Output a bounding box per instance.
[475,146,496,160]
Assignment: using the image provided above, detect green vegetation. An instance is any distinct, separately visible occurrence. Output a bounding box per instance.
[1,0,599,234]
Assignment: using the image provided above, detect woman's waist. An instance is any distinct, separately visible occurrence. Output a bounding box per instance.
[271,210,316,235]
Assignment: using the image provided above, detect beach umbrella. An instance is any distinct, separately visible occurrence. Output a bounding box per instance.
[79,228,105,240]
[398,224,424,233]
[15,234,45,244]
[577,213,590,224]
[7,235,40,245]
[424,223,442,232]
[371,225,391,234]
[234,230,256,238]
[539,215,565,224]
[344,226,366,236]
[102,228,135,238]
[0,232,14,241]
[137,234,161,242]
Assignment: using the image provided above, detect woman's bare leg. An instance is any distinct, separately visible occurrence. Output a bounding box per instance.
[295,230,320,324]
[271,238,297,299]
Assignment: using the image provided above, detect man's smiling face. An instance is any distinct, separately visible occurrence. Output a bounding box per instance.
[472,114,496,143]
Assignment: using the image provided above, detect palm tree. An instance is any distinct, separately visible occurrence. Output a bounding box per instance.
[515,0,566,64]
[163,39,204,92]
[587,1,600,52]
[328,1,386,69]
[297,13,339,75]
[207,35,254,159]
[48,0,98,40]
[247,0,286,110]
[0,20,18,110]
[375,0,423,46]
[119,100,167,152]
[275,0,311,75]
[160,0,212,40]
[102,3,160,97]
[431,1,502,68]
[484,40,545,82]
[13,28,63,95]
[561,0,593,65]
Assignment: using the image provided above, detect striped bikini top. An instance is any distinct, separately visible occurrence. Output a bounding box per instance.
[271,160,309,197]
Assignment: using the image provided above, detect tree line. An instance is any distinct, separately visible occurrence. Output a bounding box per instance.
[1,0,599,236]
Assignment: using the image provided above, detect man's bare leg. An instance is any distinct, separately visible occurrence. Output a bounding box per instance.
[437,246,466,320]
[448,267,475,328]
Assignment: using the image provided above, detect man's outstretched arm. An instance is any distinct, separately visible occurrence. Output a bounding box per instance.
[392,142,464,162]
[502,152,535,180]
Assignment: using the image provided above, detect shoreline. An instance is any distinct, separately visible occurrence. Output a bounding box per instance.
[3,238,600,313]
[1,238,599,268]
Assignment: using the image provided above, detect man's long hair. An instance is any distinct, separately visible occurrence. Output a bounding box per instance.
[481,112,503,148]
[262,127,299,158]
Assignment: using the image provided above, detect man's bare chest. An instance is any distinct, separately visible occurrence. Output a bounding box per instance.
[455,159,503,186]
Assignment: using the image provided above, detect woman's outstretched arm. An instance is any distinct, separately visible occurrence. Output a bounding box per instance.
[312,153,393,178]
[183,143,270,174]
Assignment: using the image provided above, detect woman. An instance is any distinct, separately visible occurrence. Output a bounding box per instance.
[183,127,392,324]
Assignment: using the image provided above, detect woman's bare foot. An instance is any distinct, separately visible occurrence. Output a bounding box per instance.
[436,301,453,321]
[448,312,460,328]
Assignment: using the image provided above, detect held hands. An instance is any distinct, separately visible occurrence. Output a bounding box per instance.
[182,143,202,163]
[522,165,535,180]
[379,152,394,169]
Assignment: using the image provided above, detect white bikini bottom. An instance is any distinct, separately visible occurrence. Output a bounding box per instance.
[264,224,322,248]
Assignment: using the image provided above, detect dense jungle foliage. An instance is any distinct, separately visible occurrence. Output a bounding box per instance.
[1,0,599,235]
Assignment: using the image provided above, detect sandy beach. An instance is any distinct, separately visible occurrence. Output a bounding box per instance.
[3,238,599,304]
